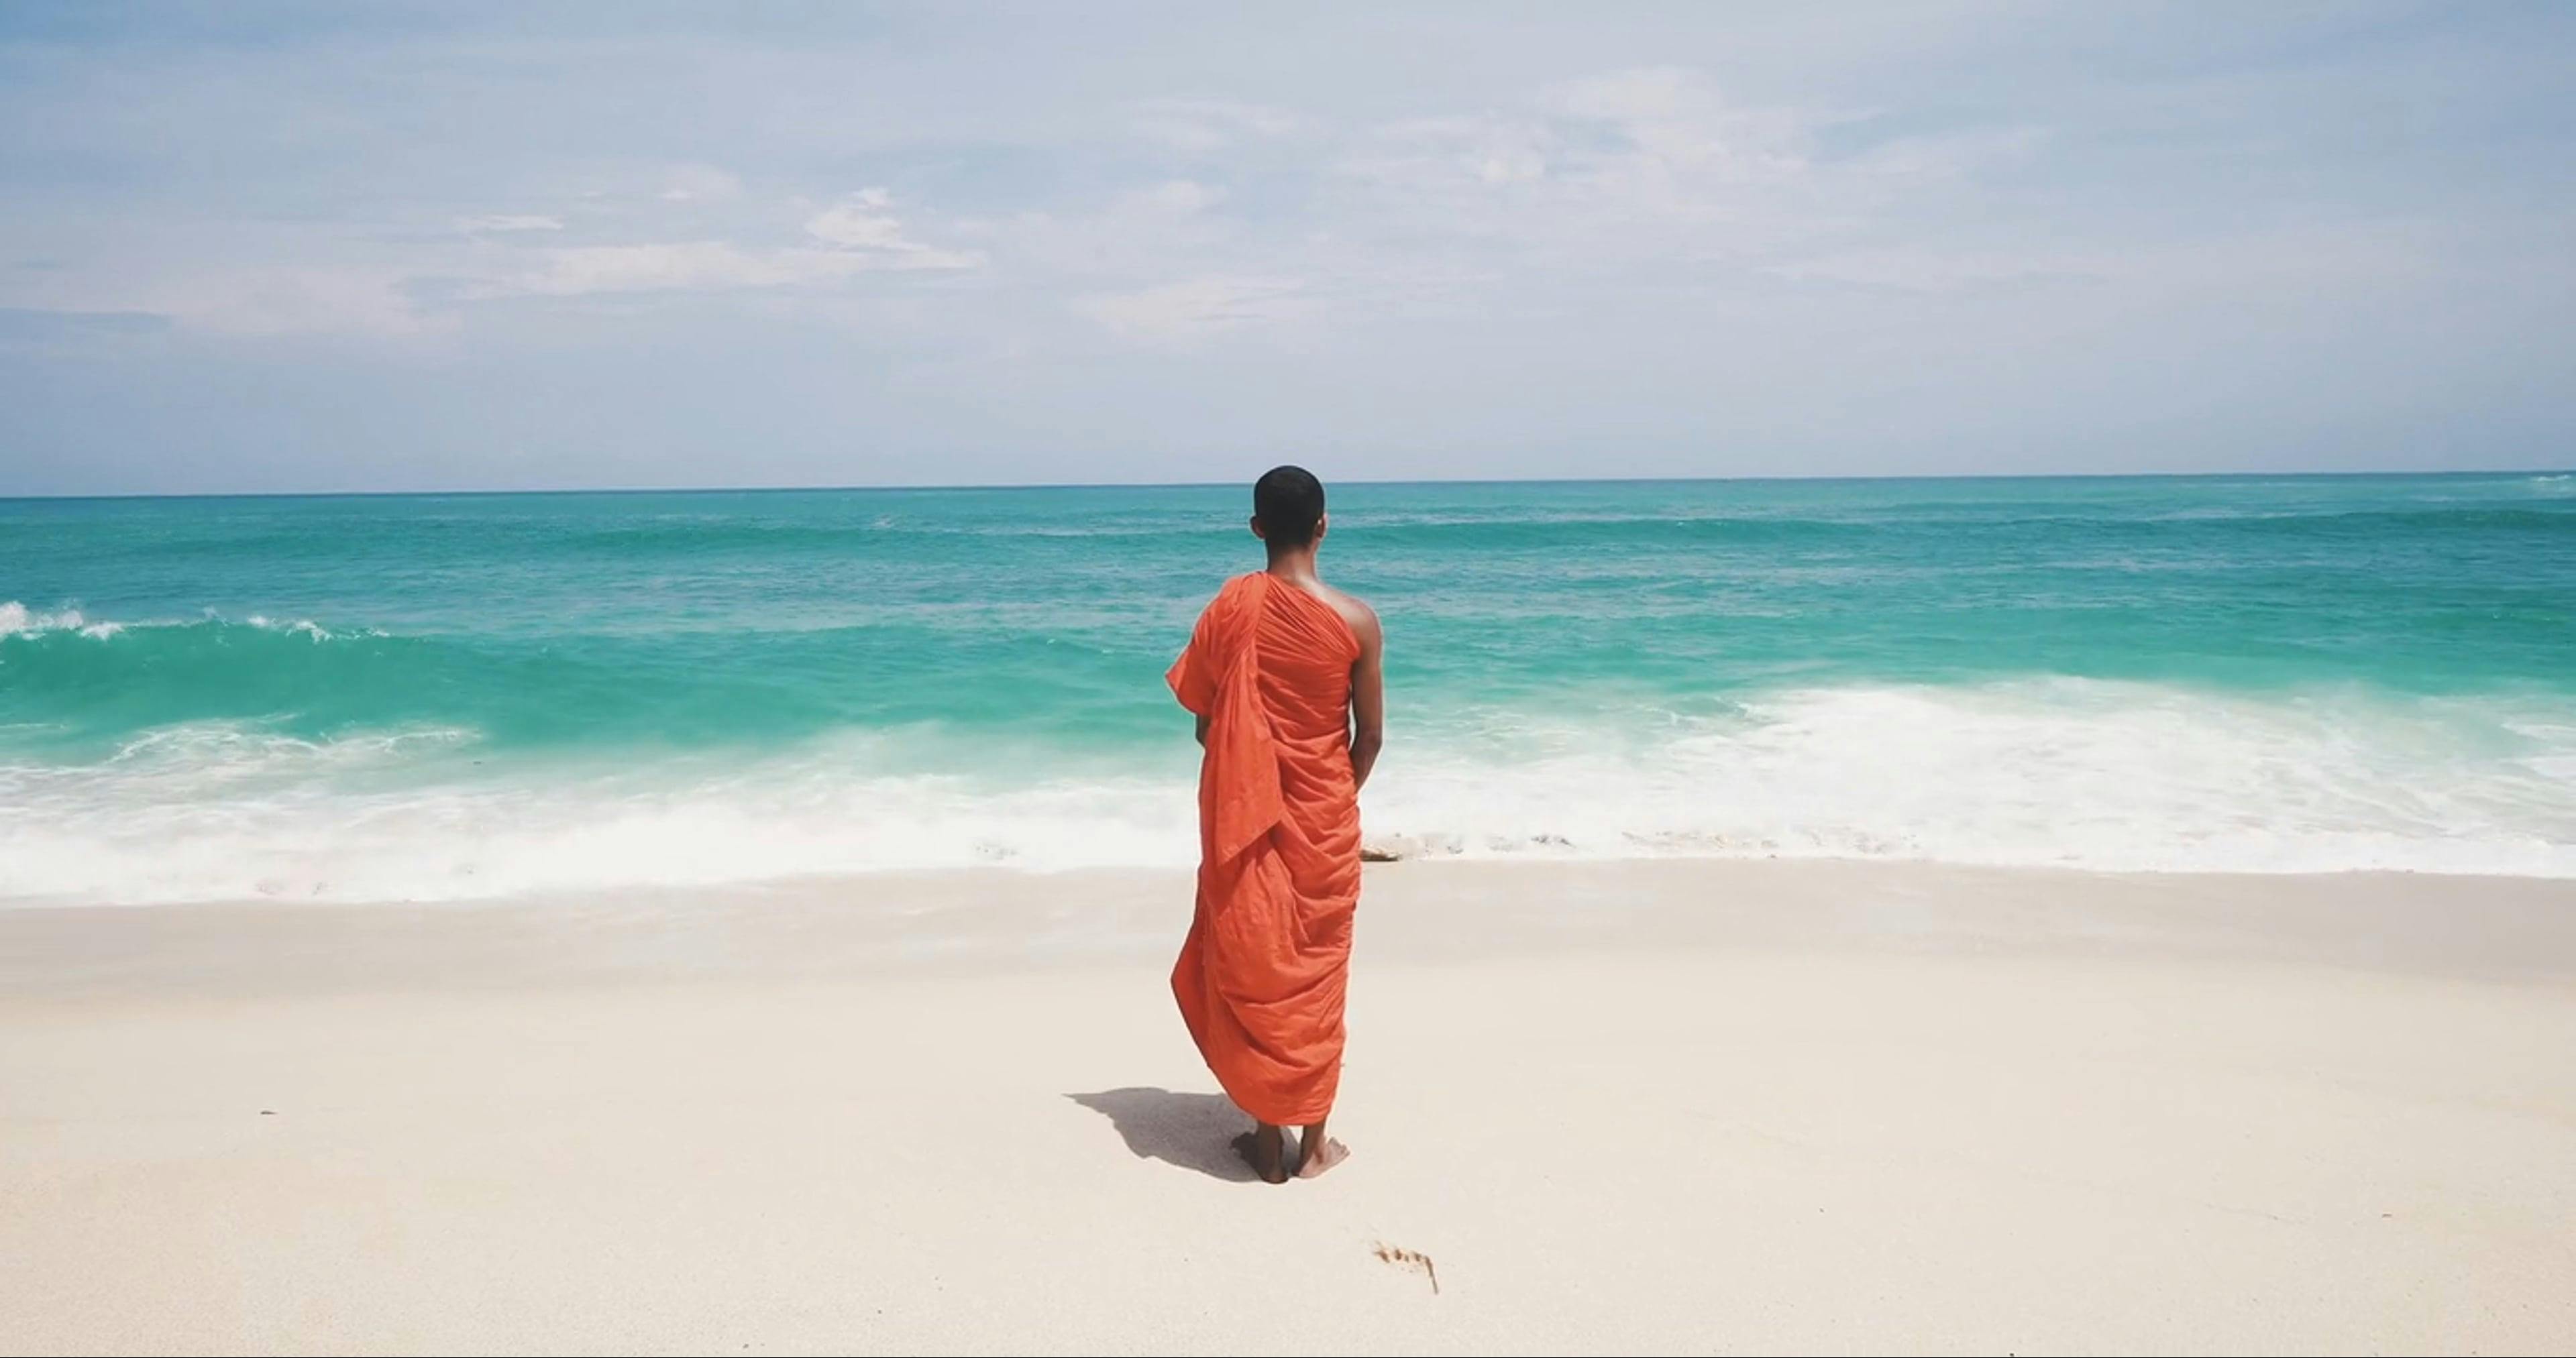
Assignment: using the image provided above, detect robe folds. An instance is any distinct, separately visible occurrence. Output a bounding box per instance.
[1165,572,1363,1127]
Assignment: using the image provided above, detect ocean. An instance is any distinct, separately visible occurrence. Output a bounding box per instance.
[4,473,2574,904]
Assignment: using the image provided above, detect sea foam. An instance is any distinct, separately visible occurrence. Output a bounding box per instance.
[5,679,2573,905]
[0,600,123,639]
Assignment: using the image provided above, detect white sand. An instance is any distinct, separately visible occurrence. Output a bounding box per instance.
[4,860,2574,1355]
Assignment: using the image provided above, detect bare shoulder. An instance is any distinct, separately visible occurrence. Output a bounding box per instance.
[1315,581,1381,648]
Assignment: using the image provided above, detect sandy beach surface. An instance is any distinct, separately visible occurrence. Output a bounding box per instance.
[5,859,2574,1355]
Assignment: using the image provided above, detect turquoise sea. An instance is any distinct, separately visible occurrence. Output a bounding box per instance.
[5,473,2574,903]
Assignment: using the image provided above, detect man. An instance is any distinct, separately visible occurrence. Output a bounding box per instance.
[1166,465,1385,1184]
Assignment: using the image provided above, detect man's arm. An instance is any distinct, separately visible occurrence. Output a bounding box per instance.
[1195,713,1210,747]
[1348,606,1385,792]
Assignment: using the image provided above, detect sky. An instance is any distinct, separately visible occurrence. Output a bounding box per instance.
[1,1,2570,494]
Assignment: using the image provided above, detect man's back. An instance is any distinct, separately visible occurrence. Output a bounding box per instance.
[1163,466,1379,1184]
[1244,572,1377,744]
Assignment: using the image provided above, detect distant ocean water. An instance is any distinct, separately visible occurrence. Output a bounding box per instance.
[5,473,2575,905]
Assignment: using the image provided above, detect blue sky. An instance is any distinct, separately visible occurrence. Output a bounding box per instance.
[1,1,2569,494]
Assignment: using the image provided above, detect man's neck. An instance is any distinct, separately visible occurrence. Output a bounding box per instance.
[1263,547,1321,585]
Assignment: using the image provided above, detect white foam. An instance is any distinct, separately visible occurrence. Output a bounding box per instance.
[0,602,373,644]
[1,601,93,636]
[243,614,333,640]
[4,680,2575,905]
[1369,681,2576,876]
[0,726,1195,905]
[0,601,193,641]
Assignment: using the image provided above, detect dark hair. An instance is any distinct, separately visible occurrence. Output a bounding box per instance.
[1252,465,1326,547]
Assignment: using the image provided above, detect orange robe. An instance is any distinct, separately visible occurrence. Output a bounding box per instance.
[1166,571,1363,1127]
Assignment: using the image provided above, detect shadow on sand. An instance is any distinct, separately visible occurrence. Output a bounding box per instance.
[1066,1087,1257,1182]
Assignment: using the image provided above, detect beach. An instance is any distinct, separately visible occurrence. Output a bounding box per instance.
[7,859,2574,1355]
[9,1,2576,1349]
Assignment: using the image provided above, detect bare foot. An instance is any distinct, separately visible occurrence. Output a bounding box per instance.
[1230,1128,1288,1184]
[1295,1135,1350,1179]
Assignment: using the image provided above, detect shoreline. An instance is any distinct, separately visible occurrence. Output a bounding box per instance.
[6,858,2573,1353]
[7,858,2576,998]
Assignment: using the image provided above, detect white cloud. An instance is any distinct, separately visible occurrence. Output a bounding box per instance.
[455,214,564,233]
[1119,180,1224,215]
[1130,97,1303,152]
[498,239,981,298]
[3,182,991,332]
[1074,275,1311,343]
[0,217,445,337]
[1845,126,2047,180]
[957,178,1242,284]
[202,268,439,336]
[82,265,436,338]
[1342,68,1813,218]
[1551,67,1811,180]
[1477,148,1548,185]
[1344,114,1557,196]
[802,188,955,253]
[1765,247,2102,292]
[1331,67,2032,279]
[1554,66,1701,123]
[659,164,743,202]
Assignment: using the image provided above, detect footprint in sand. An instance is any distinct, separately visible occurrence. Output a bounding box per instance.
[1372,1241,1439,1294]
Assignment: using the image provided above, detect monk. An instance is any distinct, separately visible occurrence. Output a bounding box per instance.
[1166,465,1385,1184]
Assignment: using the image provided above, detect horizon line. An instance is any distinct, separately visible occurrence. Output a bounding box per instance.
[5,465,2571,504]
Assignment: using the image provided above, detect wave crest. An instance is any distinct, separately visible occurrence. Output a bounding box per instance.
[0,600,124,639]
